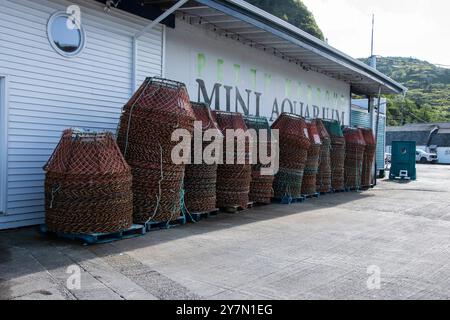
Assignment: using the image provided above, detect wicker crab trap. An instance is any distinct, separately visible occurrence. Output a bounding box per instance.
[243,115,275,204]
[213,111,252,209]
[184,102,221,213]
[301,120,322,196]
[360,128,376,188]
[271,113,311,199]
[117,77,195,224]
[323,120,346,192]
[343,127,366,190]
[315,119,332,193]
[44,129,133,234]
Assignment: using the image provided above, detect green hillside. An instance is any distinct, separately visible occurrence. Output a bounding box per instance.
[243,2,449,126]
[246,0,324,40]
[360,57,450,126]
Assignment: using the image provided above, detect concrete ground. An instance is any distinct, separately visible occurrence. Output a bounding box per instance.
[1,164,449,300]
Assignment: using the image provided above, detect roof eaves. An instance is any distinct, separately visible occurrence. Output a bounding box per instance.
[205,0,407,94]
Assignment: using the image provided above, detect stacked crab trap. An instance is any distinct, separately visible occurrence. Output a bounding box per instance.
[315,119,332,194]
[343,127,366,191]
[323,120,346,192]
[360,128,376,188]
[301,120,322,198]
[183,102,221,221]
[42,129,138,244]
[271,113,311,203]
[117,77,195,229]
[243,115,275,205]
[214,111,252,212]
[38,75,381,243]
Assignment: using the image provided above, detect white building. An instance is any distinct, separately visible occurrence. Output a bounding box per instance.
[386,123,450,164]
[0,0,406,229]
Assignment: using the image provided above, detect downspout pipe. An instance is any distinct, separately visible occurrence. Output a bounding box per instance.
[374,85,382,186]
[132,36,137,93]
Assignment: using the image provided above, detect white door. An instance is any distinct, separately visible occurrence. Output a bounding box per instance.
[0,76,7,214]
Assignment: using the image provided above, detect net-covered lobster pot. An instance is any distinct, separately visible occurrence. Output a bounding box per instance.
[44,129,133,234]
[323,120,346,191]
[360,128,376,188]
[271,113,311,199]
[214,111,252,208]
[244,115,275,204]
[343,127,366,190]
[315,119,332,193]
[117,77,195,224]
[301,120,322,196]
[184,103,221,213]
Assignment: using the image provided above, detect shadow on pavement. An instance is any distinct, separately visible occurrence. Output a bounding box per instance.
[0,191,374,299]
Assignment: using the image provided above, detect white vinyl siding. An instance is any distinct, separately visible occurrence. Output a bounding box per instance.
[0,76,7,215]
[0,0,164,229]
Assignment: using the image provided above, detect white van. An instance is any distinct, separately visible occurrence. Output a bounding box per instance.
[416,149,438,164]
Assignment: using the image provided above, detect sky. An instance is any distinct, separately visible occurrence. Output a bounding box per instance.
[301,0,450,67]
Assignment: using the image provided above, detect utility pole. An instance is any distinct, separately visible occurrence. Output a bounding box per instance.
[370,14,377,69]
[369,14,376,126]
[370,14,379,185]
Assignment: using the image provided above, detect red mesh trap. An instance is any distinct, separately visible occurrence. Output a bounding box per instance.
[214,111,252,208]
[184,102,221,213]
[117,77,195,223]
[315,119,332,193]
[244,115,275,204]
[302,120,322,196]
[44,129,133,234]
[323,120,346,192]
[343,127,366,189]
[360,128,376,188]
[271,113,311,198]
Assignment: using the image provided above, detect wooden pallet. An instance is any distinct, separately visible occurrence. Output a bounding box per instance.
[39,224,146,245]
[144,215,187,232]
[253,201,271,207]
[220,202,254,214]
[272,196,305,205]
[185,209,219,223]
[303,192,320,199]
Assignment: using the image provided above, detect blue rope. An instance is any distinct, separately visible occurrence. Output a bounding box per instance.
[179,179,197,224]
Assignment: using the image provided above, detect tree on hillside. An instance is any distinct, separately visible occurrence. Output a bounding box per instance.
[246,0,325,40]
[360,57,450,126]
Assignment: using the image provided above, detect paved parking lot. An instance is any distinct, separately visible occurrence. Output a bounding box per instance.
[1,164,449,300]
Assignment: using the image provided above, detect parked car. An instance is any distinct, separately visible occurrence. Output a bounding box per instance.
[416,149,438,164]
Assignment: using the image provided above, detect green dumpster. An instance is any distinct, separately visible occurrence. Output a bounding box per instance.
[389,141,417,180]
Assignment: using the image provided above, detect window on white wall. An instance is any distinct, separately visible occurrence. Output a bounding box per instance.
[0,76,6,214]
[47,11,86,57]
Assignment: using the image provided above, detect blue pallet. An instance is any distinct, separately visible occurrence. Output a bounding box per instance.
[272,196,305,205]
[144,215,187,232]
[39,224,146,245]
